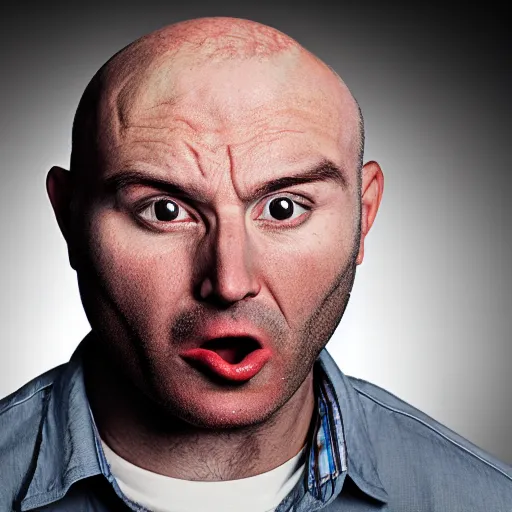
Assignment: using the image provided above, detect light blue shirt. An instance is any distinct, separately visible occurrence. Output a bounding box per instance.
[1,331,511,511]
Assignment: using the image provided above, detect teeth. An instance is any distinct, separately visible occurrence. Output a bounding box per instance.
[201,337,260,364]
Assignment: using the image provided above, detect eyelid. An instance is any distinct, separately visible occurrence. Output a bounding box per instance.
[252,191,311,213]
[262,190,311,202]
[134,194,188,211]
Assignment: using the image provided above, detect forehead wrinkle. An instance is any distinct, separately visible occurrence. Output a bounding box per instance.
[110,138,227,190]
[111,71,176,138]
[131,85,337,151]
[231,129,306,157]
[118,121,228,159]
[183,140,207,178]
[114,81,135,135]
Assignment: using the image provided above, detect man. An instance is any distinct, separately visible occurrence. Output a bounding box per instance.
[0,16,510,512]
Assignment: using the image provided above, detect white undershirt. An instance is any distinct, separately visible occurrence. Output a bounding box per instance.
[101,439,306,512]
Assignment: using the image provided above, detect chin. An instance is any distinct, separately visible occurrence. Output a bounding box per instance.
[151,374,292,430]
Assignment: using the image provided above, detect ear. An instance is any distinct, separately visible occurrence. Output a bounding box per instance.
[46,166,77,269]
[356,161,384,265]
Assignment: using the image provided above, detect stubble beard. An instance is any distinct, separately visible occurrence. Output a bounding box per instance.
[79,224,360,432]
[152,242,359,430]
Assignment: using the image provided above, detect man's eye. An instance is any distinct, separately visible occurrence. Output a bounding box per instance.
[259,196,309,221]
[138,199,192,223]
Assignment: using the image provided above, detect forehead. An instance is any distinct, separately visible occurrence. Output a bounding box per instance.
[97,50,360,182]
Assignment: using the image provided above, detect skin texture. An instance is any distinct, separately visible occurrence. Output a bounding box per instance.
[47,17,383,481]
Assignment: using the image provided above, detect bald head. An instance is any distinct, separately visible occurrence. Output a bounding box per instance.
[70,17,364,181]
[48,17,384,439]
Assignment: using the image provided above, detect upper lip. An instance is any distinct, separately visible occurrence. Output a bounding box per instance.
[181,320,269,351]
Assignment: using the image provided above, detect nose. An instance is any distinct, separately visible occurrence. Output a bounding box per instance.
[196,217,260,306]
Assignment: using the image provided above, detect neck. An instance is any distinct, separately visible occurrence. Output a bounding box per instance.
[83,342,316,481]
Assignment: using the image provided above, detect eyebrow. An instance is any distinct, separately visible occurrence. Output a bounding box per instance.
[245,160,347,202]
[103,171,208,202]
[102,159,348,203]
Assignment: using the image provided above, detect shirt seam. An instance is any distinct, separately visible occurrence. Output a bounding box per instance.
[0,383,53,415]
[354,387,512,482]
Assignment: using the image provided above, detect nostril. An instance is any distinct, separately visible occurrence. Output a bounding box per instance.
[199,278,213,299]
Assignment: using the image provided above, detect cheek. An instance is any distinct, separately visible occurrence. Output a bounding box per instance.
[87,212,195,327]
[259,209,355,322]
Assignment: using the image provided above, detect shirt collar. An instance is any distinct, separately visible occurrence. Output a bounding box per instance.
[313,348,388,504]
[20,332,102,511]
[21,334,387,509]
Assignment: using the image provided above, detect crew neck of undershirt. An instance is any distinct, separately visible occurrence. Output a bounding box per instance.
[100,438,307,512]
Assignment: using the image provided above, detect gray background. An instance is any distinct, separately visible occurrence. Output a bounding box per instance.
[1,2,511,463]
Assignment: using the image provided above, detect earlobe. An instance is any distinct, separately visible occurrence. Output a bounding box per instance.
[356,161,384,265]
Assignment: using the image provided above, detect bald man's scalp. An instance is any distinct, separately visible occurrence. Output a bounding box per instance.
[138,17,298,59]
[70,17,364,183]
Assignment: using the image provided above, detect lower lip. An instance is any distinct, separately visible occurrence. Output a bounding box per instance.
[181,348,272,382]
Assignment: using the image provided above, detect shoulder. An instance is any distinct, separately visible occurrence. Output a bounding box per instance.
[0,365,63,424]
[348,377,512,510]
[0,365,65,505]
[347,375,512,510]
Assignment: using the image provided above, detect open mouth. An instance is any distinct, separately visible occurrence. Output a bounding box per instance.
[181,336,271,383]
[200,336,261,364]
